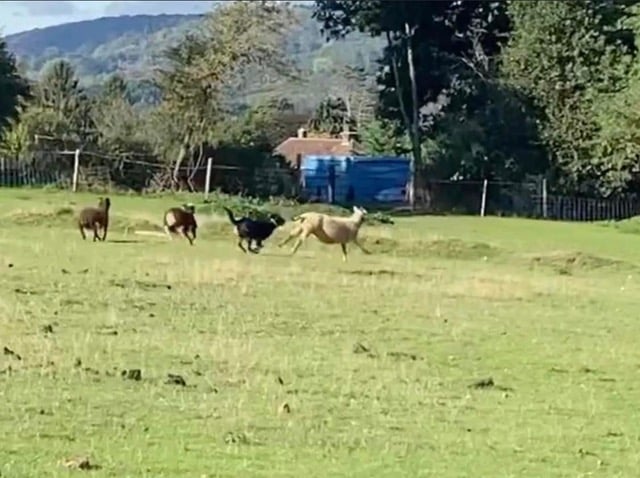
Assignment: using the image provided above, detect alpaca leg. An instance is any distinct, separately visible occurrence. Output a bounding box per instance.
[101,225,108,242]
[341,243,348,262]
[237,239,247,253]
[278,226,301,248]
[92,224,100,242]
[290,231,309,256]
[79,225,86,240]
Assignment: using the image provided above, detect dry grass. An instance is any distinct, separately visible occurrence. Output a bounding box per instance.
[1,189,640,477]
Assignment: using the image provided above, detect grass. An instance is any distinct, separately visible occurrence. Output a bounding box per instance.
[1,188,640,477]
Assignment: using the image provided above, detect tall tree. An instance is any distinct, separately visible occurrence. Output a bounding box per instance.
[155,1,300,187]
[0,37,30,137]
[500,0,636,195]
[313,0,510,206]
[591,2,640,194]
[34,59,94,146]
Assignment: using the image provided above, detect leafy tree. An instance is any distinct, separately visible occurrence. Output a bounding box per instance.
[100,74,128,102]
[591,3,640,194]
[154,1,300,186]
[321,63,377,133]
[0,37,30,138]
[306,96,352,137]
[313,0,510,205]
[359,117,410,156]
[33,59,94,146]
[0,108,30,160]
[500,0,636,194]
[222,97,296,150]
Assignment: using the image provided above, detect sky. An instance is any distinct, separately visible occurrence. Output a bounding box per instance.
[0,1,218,35]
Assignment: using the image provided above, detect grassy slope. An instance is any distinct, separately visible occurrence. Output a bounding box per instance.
[1,188,639,477]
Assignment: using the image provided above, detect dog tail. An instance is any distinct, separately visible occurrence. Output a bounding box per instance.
[223,206,240,225]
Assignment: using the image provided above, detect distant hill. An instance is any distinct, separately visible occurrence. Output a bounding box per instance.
[6,14,204,83]
[4,8,385,109]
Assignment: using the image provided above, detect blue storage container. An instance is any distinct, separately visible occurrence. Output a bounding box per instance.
[299,155,410,204]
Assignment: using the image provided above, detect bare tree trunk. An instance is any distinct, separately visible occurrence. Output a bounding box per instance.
[386,27,420,209]
[187,143,205,192]
[405,21,420,210]
[173,132,190,191]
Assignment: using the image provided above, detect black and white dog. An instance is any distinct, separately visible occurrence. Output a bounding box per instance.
[223,207,286,253]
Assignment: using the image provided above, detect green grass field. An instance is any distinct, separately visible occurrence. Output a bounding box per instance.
[1,188,640,477]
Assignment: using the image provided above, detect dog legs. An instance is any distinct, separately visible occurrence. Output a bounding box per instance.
[237,239,247,253]
[247,239,263,254]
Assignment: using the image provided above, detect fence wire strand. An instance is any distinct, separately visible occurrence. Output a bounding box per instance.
[1,152,639,222]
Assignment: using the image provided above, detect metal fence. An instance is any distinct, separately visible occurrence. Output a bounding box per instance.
[0,151,297,197]
[410,178,640,221]
[2,152,640,222]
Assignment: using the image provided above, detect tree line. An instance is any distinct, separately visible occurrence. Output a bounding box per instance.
[1,0,640,199]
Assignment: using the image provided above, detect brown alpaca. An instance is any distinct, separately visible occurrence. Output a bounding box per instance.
[78,197,111,242]
[163,203,197,245]
[278,205,370,261]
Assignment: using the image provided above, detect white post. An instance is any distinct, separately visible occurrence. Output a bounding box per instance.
[204,157,213,200]
[72,148,80,192]
[542,178,548,219]
[480,179,488,217]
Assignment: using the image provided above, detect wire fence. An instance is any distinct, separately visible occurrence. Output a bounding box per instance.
[1,151,640,222]
[414,179,640,222]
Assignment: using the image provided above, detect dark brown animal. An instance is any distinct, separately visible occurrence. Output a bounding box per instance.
[163,203,197,245]
[78,197,111,242]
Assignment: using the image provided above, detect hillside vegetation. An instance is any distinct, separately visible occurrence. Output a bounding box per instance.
[5,8,384,107]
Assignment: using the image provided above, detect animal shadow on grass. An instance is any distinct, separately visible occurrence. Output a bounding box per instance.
[469,377,513,392]
[259,251,315,260]
[108,239,144,244]
[109,279,172,290]
[342,269,425,279]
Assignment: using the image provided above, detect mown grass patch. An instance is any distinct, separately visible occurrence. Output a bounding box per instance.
[1,189,640,477]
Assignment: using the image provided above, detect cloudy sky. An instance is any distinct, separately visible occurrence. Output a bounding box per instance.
[0,1,217,35]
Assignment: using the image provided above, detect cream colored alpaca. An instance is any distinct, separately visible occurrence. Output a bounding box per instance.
[278,205,371,261]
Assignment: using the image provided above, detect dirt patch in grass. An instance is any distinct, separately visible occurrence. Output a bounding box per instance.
[527,251,630,275]
[363,237,501,260]
[4,207,75,227]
